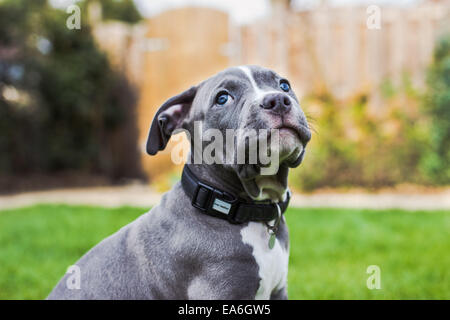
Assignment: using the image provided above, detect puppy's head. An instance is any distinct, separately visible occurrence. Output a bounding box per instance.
[147,65,311,202]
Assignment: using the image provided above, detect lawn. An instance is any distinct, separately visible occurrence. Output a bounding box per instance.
[0,204,449,299]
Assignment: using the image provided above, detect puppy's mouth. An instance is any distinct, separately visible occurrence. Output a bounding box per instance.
[275,123,311,146]
[235,121,311,201]
[278,125,299,137]
[268,123,308,166]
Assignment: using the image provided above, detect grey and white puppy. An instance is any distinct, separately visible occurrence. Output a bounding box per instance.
[47,65,311,300]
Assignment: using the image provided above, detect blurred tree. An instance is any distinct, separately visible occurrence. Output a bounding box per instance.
[83,0,142,24]
[422,34,450,184]
[0,0,143,189]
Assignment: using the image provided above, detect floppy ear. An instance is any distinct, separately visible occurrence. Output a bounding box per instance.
[146,86,197,155]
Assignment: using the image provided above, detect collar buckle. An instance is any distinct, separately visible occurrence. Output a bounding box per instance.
[191,182,238,222]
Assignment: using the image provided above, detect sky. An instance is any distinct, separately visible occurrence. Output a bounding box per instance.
[133,0,270,24]
[49,0,422,25]
[134,0,421,24]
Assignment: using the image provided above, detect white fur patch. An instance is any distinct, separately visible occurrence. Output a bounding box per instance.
[238,66,281,101]
[240,221,289,299]
[238,66,261,95]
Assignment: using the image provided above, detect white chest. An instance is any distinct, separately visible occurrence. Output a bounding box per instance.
[240,221,289,299]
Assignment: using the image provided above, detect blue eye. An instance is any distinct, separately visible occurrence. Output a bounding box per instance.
[216,92,229,105]
[280,81,290,92]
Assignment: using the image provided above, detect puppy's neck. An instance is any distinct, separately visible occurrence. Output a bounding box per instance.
[185,164,287,203]
[185,163,248,199]
[186,144,288,203]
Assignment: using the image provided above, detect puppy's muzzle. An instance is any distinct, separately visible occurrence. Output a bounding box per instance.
[260,93,291,114]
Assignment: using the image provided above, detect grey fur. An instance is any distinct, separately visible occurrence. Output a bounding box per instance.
[47,66,310,300]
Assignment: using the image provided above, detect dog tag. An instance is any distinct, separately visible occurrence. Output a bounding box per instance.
[266,204,281,250]
[268,234,276,249]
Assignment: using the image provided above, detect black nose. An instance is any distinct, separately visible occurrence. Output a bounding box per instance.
[260,93,291,113]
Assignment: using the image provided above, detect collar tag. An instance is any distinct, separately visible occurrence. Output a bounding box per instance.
[212,198,232,215]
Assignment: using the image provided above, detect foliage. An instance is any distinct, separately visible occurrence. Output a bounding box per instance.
[83,0,142,24]
[421,35,450,184]
[290,82,429,191]
[0,204,448,299]
[291,35,450,191]
[0,0,142,183]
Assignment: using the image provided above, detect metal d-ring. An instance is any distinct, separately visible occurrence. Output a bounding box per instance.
[265,203,281,234]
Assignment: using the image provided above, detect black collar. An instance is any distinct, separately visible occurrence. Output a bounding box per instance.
[181,165,290,224]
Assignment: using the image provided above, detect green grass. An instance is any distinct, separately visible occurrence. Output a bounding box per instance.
[0,204,449,299]
[286,208,450,299]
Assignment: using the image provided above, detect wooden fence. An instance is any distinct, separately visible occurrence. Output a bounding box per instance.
[92,3,450,179]
[237,3,448,100]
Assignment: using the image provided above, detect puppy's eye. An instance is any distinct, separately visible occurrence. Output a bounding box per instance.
[280,81,290,92]
[215,92,229,105]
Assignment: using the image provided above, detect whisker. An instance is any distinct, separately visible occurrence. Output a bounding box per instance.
[308,123,318,134]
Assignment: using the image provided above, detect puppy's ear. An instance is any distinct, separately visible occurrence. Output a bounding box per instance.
[146,86,197,155]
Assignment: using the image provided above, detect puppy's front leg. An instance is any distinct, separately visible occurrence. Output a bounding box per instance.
[186,272,259,300]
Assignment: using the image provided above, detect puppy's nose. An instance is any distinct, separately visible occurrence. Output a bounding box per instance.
[260,93,291,113]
